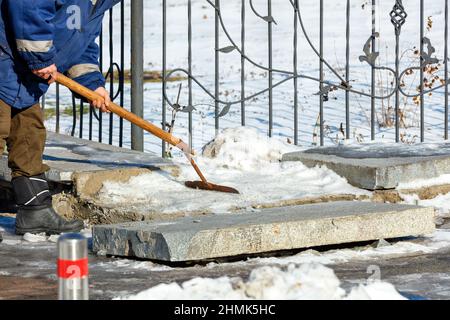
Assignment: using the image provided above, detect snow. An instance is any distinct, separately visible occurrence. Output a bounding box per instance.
[201,127,298,169]
[117,263,406,300]
[22,233,62,243]
[401,193,450,222]
[0,228,91,246]
[96,127,369,214]
[23,233,50,243]
[345,282,406,300]
[95,259,174,272]
[250,230,450,266]
[398,174,450,190]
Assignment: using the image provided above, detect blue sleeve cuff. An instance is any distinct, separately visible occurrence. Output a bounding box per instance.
[27,57,55,71]
[72,71,106,90]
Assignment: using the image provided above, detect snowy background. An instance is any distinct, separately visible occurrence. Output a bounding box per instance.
[43,0,450,156]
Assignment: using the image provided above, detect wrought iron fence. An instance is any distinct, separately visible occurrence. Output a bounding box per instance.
[42,0,450,156]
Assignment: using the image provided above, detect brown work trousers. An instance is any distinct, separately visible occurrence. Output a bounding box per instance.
[0,99,49,178]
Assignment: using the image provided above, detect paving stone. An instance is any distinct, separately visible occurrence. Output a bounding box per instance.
[92,201,435,262]
[282,143,450,190]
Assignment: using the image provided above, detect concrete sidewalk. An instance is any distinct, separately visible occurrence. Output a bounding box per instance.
[0,132,176,183]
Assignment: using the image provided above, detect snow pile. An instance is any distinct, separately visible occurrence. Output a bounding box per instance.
[345,282,406,300]
[23,233,60,243]
[202,127,297,170]
[401,193,450,222]
[97,127,368,214]
[398,174,450,190]
[118,264,406,300]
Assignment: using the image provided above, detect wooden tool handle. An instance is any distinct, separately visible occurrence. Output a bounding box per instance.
[55,72,192,154]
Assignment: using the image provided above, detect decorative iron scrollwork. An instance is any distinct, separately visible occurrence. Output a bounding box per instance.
[390,0,408,36]
[359,33,380,66]
[163,0,443,120]
[421,37,439,66]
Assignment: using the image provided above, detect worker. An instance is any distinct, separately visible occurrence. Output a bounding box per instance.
[0,0,121,235]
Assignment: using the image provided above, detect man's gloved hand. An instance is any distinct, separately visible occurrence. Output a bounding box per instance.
[32,64,58,84]
[92,87,111,113]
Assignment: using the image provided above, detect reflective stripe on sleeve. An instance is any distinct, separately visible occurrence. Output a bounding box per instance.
[16,39,53,53]
[67,64,101,79]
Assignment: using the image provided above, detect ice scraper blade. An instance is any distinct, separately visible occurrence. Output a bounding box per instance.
[185,181,240,194]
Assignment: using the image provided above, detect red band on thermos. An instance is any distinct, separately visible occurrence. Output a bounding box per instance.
[57,258,89,279]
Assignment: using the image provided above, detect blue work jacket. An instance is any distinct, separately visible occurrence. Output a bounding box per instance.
[0,0,121,109]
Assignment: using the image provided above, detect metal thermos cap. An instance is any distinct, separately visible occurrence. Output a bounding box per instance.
[58,233,88,261]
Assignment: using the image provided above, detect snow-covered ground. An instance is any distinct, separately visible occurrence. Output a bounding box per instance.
[2,213,450,300]
[117,263,406,300]
[96,127,369,214]
[107,229,450,300]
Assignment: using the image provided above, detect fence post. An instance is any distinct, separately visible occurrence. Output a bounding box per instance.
[162,0,167,157]
[131,0,144,152]
[215,0,220,136]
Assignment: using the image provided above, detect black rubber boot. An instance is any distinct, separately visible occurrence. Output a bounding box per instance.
[12,174,84,235]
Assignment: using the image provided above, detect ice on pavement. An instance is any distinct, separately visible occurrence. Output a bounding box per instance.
[97,127,369,214]
[101,230,450,282]
[117,263,406,300]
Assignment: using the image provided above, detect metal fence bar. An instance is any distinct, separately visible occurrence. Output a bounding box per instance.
[71,95,76,137]
[241,0,246,126]
[395,35,400,143]
[293,0,299,145]
[345,0,351,140]
[393,1,402,143]
[56,84,60,134]
[215,0,220,135]
[131,0,144,151]
[99,29,103,143]
[119,0,125,147]
[319,0,324,146]
[446,0,449,140]
[371,0,376,141]
[268,0,273,138]
[420,0,425,142]
[162,0,167,157]
[109,7,114,145]
[79,101,84,139]
[89,95,93,140]
[188,0,193,148]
